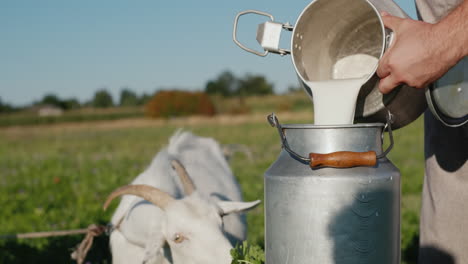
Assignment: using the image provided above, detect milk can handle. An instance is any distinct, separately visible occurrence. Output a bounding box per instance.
[233,10,273,57]
[267,113,394,168]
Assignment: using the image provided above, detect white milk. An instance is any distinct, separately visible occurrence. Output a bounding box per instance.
[307,54,378,125]
[332,54,379,80]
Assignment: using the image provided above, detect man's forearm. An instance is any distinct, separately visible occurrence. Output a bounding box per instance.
[434,0,468,62]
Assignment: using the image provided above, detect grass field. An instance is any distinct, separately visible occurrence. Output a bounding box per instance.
[0,110,424,263]
[0,107,145,127]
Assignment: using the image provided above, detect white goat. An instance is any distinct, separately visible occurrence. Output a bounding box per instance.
[104,131,260,264]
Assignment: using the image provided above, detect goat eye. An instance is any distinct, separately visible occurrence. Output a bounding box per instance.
[174,233,186,244]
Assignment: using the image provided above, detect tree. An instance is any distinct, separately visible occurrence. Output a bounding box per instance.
[37,94,81,110]
[0,97,14,113]
[62,98,80,110]
[119,88,138,107]
[139,93,152,105]
[237,74,274,96]
[92,89,113,108]
[205,71,238,97]
[41,94,64,108]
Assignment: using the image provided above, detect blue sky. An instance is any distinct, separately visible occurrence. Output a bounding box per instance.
[0,0,416,106]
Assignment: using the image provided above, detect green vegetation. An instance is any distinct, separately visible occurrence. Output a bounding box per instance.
[0,92,312,128]
[0,107,424,263]
[0,97,17,114]
[205,71,274,97]
[1,70,276,119]
[39,94,80,111]
[231,241,265,264]
[91,89,114,108]
[0,107,144,127]
[118,89,139,107]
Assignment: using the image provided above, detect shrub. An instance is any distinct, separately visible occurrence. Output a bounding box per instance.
[92,89,114,108]
[119,89,139,107]
[145,90,216,118]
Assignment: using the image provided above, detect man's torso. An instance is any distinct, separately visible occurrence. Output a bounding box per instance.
[416,0,463,23]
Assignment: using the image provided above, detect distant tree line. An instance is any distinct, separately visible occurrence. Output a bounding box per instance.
[38,89,152,109]
[0,71,275,113]
[204,71,274,97]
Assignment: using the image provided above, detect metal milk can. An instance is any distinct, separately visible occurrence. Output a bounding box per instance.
[264,113,400,264]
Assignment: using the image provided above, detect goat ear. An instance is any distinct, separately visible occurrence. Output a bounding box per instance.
[217,200,261,216]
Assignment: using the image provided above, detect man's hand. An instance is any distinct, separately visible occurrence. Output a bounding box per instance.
[376,12,461,94]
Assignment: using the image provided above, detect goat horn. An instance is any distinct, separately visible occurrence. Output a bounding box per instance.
[171,159,195,195]
[103,184,175,211]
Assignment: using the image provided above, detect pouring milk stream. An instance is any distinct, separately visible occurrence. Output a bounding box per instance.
[232,2,403,126]
[308,54,379,125]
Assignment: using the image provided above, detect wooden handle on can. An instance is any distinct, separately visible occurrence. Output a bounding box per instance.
[309,151,377,168]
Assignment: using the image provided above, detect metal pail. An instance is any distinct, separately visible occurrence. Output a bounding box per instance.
[233,0,427,129]
[265,113,401,264]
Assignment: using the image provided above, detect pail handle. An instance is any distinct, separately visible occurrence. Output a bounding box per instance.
[233,10,292,57]
[267,112,394,169]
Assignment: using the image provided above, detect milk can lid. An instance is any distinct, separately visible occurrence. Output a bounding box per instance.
[425,58,468,127]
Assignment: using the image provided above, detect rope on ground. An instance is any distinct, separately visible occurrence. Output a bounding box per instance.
[0,224,107,264]
[71,224,106,264]
[0,227,91,239]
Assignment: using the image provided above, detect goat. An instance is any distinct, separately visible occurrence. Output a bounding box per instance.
[104,131,260,264]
